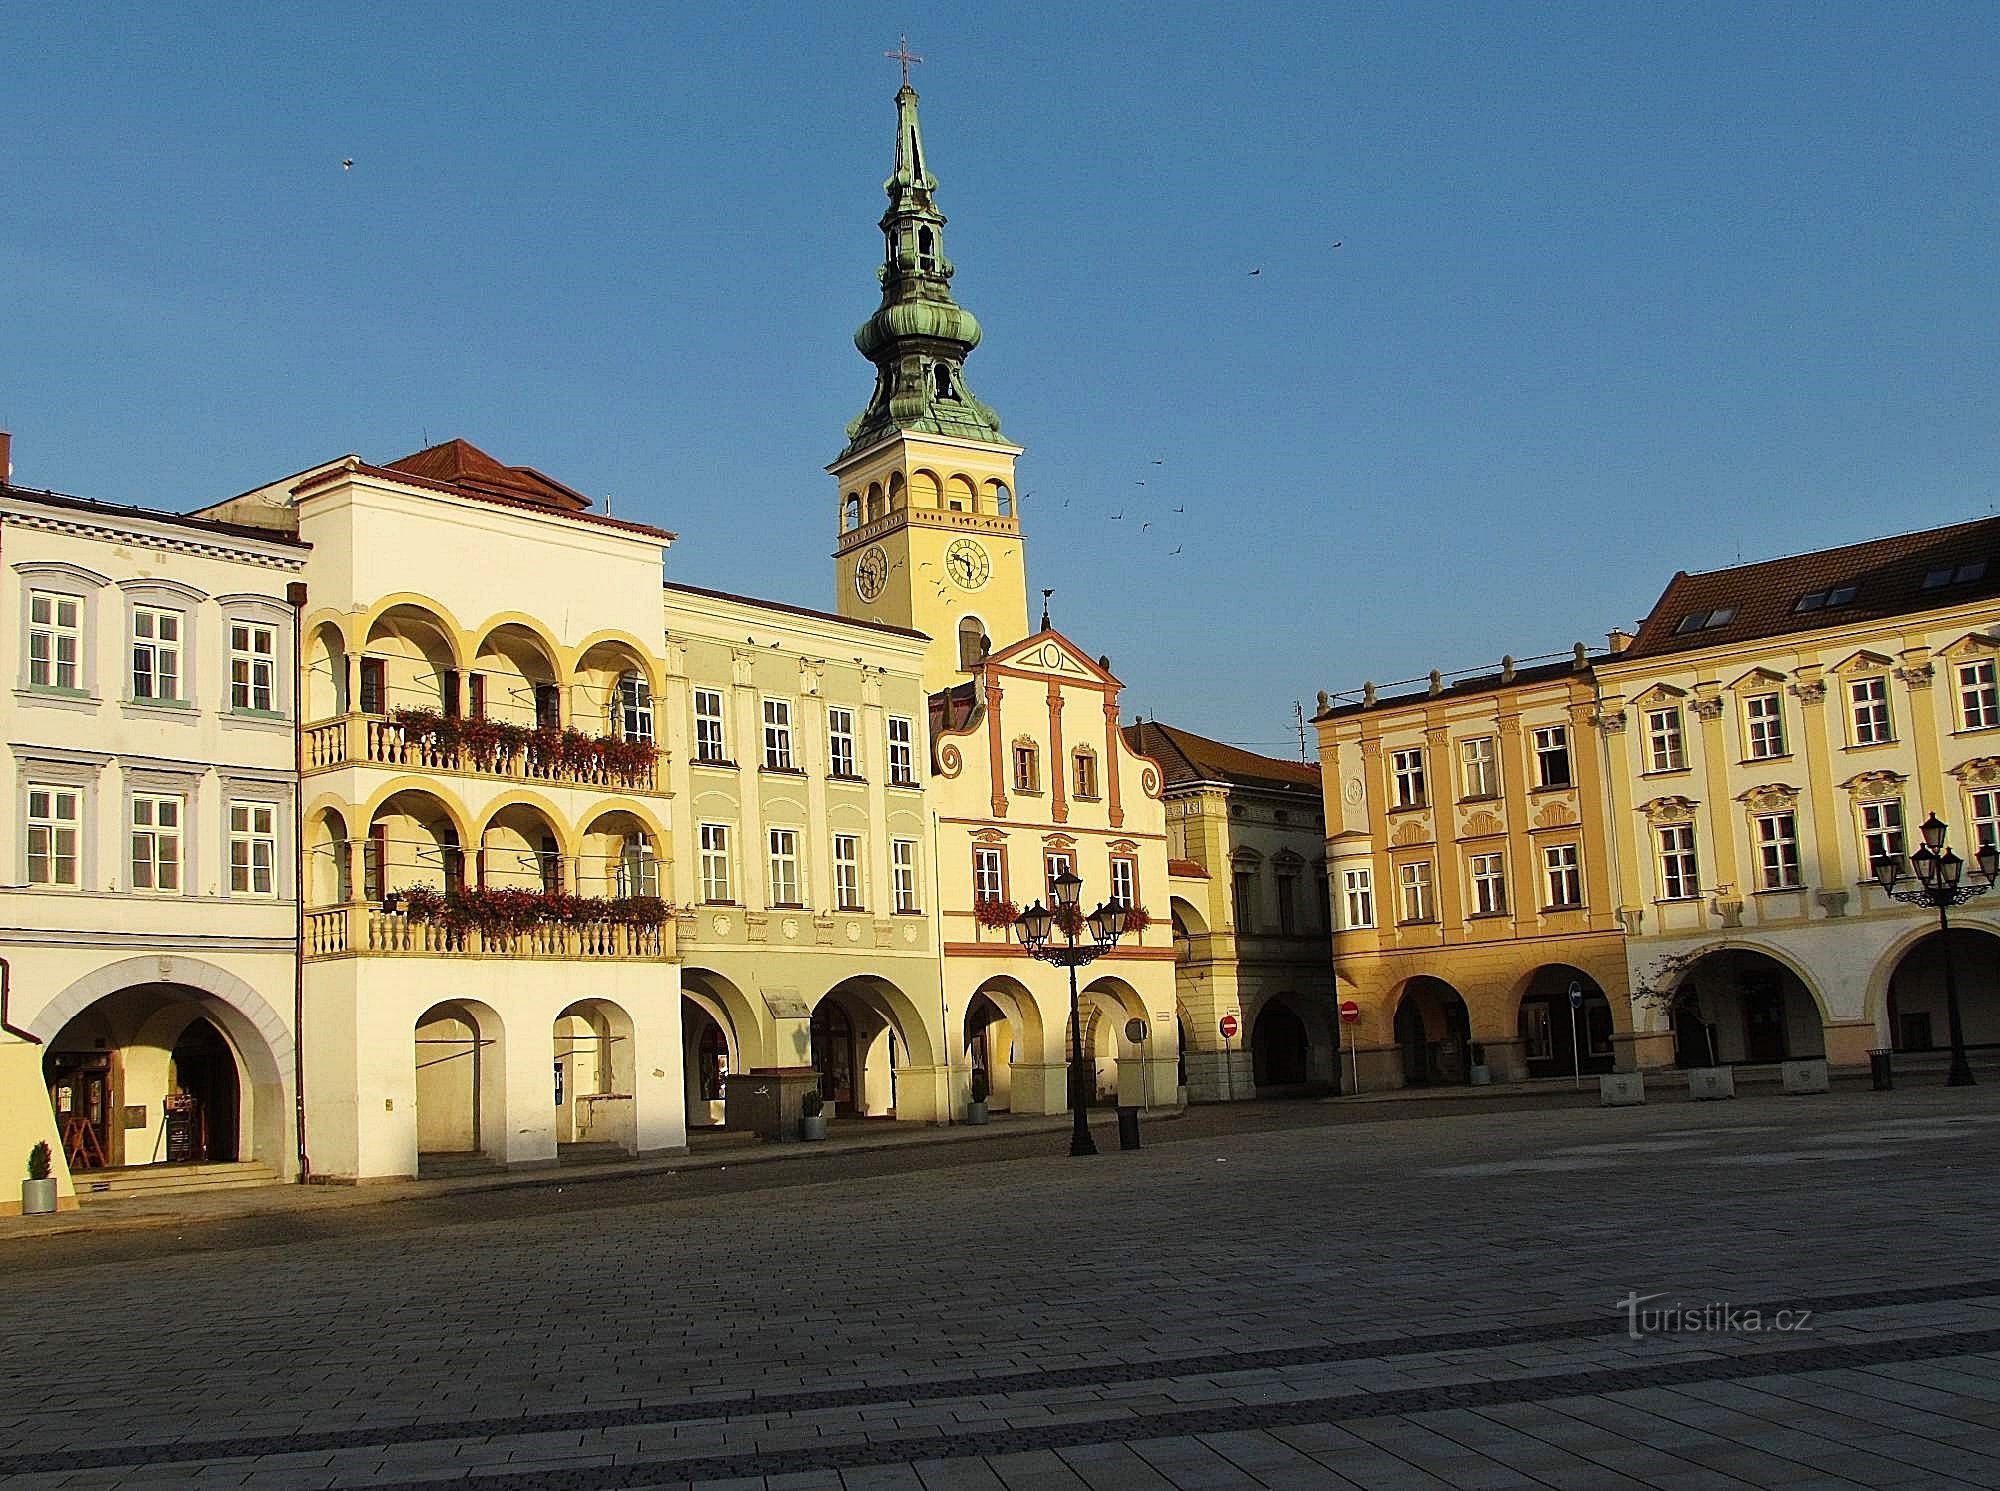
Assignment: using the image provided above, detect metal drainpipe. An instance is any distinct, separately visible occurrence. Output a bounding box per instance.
[929,806,952,1124]
[288,580,311,1183]
[0,958,43,1044]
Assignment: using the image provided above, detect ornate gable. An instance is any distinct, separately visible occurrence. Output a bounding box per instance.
[987,629,1120,687]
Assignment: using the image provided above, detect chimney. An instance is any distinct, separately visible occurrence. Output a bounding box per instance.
[0,431,12,487]
[1606,628,1635,654]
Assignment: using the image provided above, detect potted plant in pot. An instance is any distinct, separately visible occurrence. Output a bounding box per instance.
[799,1088,829,1142]
[22,1141,56,1216]
[967,1068,990,1125]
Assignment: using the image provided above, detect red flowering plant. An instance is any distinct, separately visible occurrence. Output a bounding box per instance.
[392,885,674,936]
[1119,903,1151,935]
[972,897,1019,931]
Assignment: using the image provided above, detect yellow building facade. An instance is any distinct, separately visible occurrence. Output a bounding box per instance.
[1314,650,1632,1089]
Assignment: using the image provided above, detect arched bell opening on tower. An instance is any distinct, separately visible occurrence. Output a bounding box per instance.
[917,225,936,272]
[958,615,989,671]
[933,363,954,400]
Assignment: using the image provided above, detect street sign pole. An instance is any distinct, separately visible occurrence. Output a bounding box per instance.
[1568,980,1584,1091]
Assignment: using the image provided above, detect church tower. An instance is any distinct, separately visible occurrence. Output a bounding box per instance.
[831,77,1029,693]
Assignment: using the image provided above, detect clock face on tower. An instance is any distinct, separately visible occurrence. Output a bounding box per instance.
[854,545,889,602]
[945,538,991,591]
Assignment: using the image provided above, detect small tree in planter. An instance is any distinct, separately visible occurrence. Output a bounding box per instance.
[967,1068,991,1125]
[799,1087,829,1142]
[1632,950,1716,1068]
[22,1141,56,1216]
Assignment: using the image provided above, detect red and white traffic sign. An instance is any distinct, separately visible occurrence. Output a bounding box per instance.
[1338,999,1361,1024]
[1218,1013,1240,1040]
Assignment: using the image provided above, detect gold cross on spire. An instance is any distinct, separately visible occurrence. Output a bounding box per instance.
[884,34,923,87]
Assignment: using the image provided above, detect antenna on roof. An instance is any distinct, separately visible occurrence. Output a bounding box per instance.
[1293,701,1309,762]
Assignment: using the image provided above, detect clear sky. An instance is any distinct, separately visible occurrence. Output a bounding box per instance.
[7,3,1997,755]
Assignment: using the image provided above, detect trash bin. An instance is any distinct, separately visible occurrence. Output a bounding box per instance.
[1116,1105,1141,1151]
[1868,1048,1894,1091]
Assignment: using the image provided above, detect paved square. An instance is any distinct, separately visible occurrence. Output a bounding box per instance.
[4,1088,1999,1489]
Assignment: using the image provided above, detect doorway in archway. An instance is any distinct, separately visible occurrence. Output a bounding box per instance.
[811,1001,857,1112]
[1252,1001,1311,1090]
[1393,977,1472,1086]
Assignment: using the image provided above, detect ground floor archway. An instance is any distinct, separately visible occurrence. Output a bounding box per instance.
[1668,947,1826,1066]
[813,976,933,1118]
[1516,965,1616,1079]
[681,993,734,1127]
[1251,999,1310,1090]
[553,999,636,1152]
[1393,977,1472,1086]
[1884,927,2000,1054]
[414,999,505,1158]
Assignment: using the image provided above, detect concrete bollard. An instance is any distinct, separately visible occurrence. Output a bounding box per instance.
[1688,1066,1736,1101]
[1599,1072,1646,1107]
[1782,1058,1830,1095]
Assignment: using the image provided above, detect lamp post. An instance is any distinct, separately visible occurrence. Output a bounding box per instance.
[1871,812,1999,1088]
[1013,869,1130,1156]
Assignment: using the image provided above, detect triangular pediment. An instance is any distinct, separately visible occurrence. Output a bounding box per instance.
[1728,665,1788,692]
[987,629,1121,686]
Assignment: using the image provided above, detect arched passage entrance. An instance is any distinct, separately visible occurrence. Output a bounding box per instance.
[1393,977,1472,1086]
[1516,965,1617,1079]
[414,999,505,1163]
[1074,975,1155,1108]
[553,999,636,1153]
[1668,947,1825,1066]
[36,962,289,1174]
[1252,999,1310,1090]
[964,976,1044,1113]
[813,976,934,1119]
[1884,927,2000,1054]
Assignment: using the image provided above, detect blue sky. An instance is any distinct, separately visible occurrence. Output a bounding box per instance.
[7,3,1997,753]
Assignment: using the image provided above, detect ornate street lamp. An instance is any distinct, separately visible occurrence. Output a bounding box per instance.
[1872,812,1999,1087]
[1013,869,1130,1156]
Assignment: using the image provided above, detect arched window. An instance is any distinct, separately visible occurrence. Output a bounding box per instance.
[933,363,954,400]
[866,482,884,522]
[917,226,935,272]
[958,615,988,670]
[887,471,906,510]
[992,481,1012,516]
[843,493,861,531]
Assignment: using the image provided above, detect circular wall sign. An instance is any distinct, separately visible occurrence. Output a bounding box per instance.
[1219,1013,1240,1040]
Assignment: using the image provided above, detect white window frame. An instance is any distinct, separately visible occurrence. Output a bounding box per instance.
[827,706,858,778]
[1468,852,1507,916]
[698,823,732,903]
[1543,843,1582,909]
[891,839,919,913]
[767,827,802,906]
[1397,860,1433,924]
[1657,823,1699,900]
[1958,659,2000,731]
[1391,748,1426,809]
[130,605,184,703]
[832,832,864,910]
[617,672,654,743]
[1645,708,1686,772]
[1744,692,1786,759]
[762,698,795,771]
[973,846,1006,904]
[887,715,917,786]
[27,784,82,887]
[1459,736,1497,800]
[1110,855,1137,908]
[1755,811,1801,890]
[130,792,184,893]
[1341,867,1375,928]
[693,688,728,762]
[28,589,84,692]
[1850,676,1893,746]
[228,800,279,898]
[1045,850,1074,903]
[1532,725,1572,789]
[1861,798,1904,871]
[229,620,278,715]
[1971,788,2000,854]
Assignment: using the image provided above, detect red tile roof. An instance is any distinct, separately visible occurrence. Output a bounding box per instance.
[1622,515,2000,661]
[1123,719,1320,793]
[294,449,676,542]
[387,439,593,512]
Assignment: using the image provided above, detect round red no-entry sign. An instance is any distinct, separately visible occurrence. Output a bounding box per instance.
[1219,1013,1240,1040]
[1338,999,1361,1024]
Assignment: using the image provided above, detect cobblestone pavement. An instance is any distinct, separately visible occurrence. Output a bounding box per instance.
[4,1087,1998,1490]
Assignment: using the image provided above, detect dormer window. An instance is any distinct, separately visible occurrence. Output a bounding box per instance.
[1923,561,1987,589]
[1673,607,1736,635]
[1795,584,1858,613]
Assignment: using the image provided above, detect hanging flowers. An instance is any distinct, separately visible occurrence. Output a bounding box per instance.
[391,885,674,936]
[972,897,1019,931]
[388,707,658,787]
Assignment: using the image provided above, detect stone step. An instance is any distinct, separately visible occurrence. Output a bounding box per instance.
[74,1161,283,1202]
[416,1151,504,1179]
[557,1142,629,1166]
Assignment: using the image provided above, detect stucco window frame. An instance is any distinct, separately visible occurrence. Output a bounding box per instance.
[766,824,805,909]
[123,763,205,896]
[886,714,919,788]
[697,821,735,904]
[17,751,103,890]
[217,595,293,726]
[117,577,206,715]
[16,560,110,709]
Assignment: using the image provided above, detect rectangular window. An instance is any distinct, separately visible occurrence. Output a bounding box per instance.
[1111,856,1138,910]
[1459,736,1497,799]
[973,845,1006,904]
[1232,869,1257,931]
[1533,726,1572,788]
[27,786,81,886]
[618,675,653,742]
[1341,867,1374,928]
[358,657,386,715]
[1959,660,2000,731]
[28,591,82,691]
[699,823,732,902]
[1543,843,1582,908]
[767,827,801,906]
[130,606,182,702]
[1850,676,1893,745]
[1755,811,1801,890]
[1972,788,2000,854]
[832,833,863,910]
[230,622,277,714]
[1645,708,1686,772]
[1861,799,1904,871]
[827,706,858,777]
[1744,692,1786,759]
[1522,1003,1554,1061]
[1657,823,1698,900]
[891,839,919,913]
[1276,871,1298,934]
[1073,751,1099,800]
[887,716,917,786]
[1045,851,1074,904]
[229,801,277,896]
[693,688,727,762]
[762,698,794,770]
[1013,743,1040,793]
[1397,860,1433,923]
[1469,852,1507,915]
[1391,748,1426,808]
[130,793,183,893]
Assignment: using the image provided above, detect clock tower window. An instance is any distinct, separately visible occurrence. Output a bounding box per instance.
[958,615,988,671]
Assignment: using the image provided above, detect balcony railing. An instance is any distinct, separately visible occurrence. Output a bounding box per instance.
[302,714,661,793]
[304,904,674,961]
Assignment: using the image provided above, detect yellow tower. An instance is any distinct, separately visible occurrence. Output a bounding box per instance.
[831,79,1029,692]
